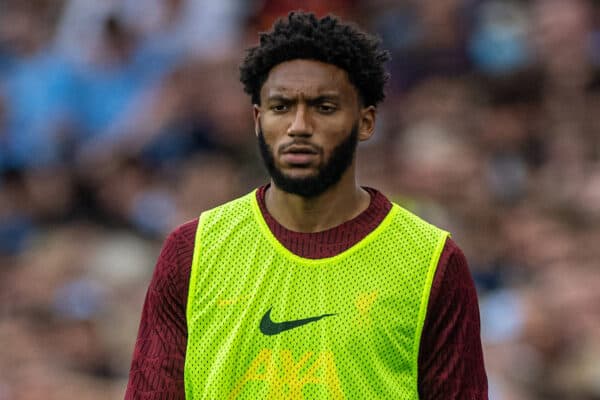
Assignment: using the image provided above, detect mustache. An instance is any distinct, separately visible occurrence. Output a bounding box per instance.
[277,141,323,155]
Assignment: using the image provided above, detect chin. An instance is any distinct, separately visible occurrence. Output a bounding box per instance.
[277,162,316,174]
[281,170,319,180]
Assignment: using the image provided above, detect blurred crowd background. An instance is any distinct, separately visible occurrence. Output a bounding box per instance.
[0,0,599,399]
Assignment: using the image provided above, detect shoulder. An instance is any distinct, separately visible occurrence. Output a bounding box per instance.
[439,237,467,267]
[428,237,479,326]
[197,191,257,231]
[162,218,200,262]
[386,202,450,251]
[435,238,473,292]
[389,201,447,232]
[151,218,199,293]
[169,218,200,242]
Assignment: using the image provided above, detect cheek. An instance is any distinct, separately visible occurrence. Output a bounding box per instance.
[258,115,285,136]
[256,115,273,135]
[259,126,281,150]
[323,120,357,143]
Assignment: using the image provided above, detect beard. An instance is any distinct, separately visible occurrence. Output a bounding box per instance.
[257,123,359,198]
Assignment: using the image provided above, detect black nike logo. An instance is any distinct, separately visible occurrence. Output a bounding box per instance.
[259,308,336,336]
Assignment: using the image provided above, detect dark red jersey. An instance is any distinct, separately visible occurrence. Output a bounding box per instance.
[125,187,488,399]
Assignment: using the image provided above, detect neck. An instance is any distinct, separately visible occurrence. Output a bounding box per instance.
[264,167,370,233]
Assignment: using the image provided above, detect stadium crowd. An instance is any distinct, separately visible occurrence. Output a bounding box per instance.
[0,0,599,398]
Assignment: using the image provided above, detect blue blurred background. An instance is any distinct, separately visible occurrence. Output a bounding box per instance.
[1,0,599,399]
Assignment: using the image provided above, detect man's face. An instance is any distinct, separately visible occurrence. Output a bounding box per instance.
[254,59,375,197]
[257,122,359,198]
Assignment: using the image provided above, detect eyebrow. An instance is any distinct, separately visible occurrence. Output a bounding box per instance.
[266,93,342,103]
[265,95,292,103]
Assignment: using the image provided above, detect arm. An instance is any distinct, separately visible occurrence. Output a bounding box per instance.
[124,220,198,399]
[418,238,488,400]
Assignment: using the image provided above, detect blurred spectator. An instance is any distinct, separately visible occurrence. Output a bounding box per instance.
[0,170,35,257]
[468,0,533,76]
[248,0,358,31]
[0,0,78,170]
[370,0,473,93]
[71,15,148,143]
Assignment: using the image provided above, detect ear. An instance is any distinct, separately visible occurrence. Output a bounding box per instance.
[358,106,376,142]
[253,104,261,137]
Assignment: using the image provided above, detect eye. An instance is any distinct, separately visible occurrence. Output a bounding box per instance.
[317,104,336,114]
[271,104,288,113]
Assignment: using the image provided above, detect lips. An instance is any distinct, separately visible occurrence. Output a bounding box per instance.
[280,144,319,165]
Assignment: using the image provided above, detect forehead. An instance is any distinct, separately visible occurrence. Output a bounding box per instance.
[261,59,357,100]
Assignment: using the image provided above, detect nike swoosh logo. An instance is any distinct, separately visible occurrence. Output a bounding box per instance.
[259,308,336,336]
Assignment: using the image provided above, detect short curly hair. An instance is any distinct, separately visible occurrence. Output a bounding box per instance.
[239,11,390,107]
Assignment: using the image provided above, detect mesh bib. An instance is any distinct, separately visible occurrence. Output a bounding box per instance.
[185,191,448,399]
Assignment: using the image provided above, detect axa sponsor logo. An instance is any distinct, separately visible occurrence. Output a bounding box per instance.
[229,348,344,399]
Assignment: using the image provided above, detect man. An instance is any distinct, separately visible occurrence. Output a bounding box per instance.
[125,12,487,399]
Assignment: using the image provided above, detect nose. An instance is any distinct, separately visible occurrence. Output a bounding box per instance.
[287,105,312,137]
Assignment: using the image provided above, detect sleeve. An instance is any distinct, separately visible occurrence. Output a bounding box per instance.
[418,238,488,400]
[124,220,198,399]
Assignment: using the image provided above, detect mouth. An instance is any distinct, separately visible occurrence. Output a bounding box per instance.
[280,144,319,166]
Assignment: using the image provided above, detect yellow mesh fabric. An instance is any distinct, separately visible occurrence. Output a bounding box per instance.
[185,191,448,399]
